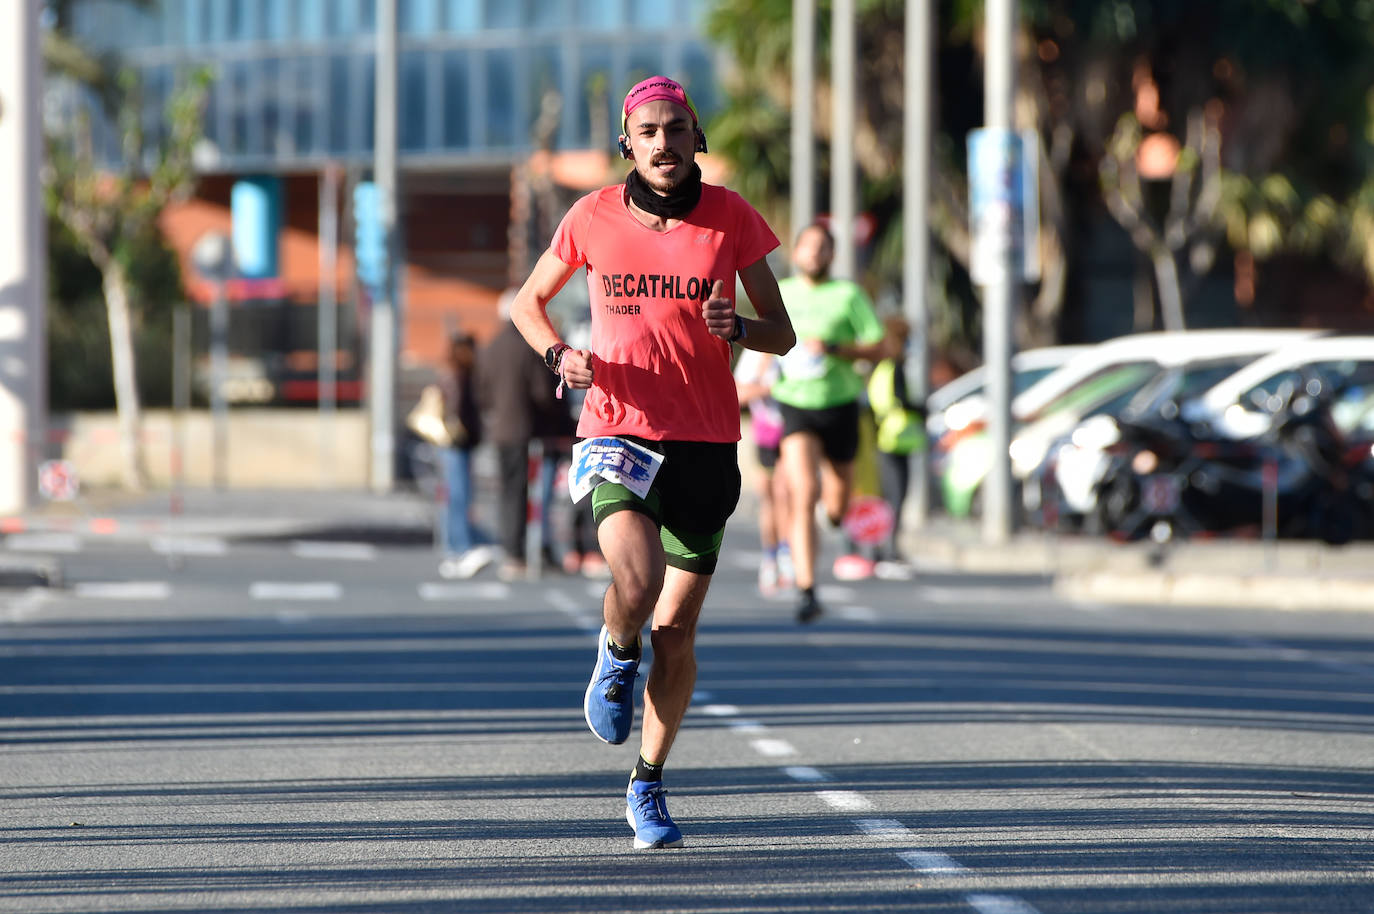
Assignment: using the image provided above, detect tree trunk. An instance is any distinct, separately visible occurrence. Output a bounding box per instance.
[101,258,147,490]
[1152,245,1187,331]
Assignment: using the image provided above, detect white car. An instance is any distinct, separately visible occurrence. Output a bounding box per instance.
[927,345,1089,441]
[936,328,1324,518]
[1181,335,1374,439]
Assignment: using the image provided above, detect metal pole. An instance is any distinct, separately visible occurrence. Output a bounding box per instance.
[904,0,935,528]
[790,0,816,243]
[318,162,340,488]
[830,0,857,279]
[0,0,46,514]
[981,0,1017,544]
[210,282,229,490]
[369,0,399,492]
[172,307,189,506]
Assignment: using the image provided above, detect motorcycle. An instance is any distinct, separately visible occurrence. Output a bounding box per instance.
[1090,373,1374,543]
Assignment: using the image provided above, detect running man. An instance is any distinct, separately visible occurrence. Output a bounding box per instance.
[773,222,891,623]
[508,75,795,849]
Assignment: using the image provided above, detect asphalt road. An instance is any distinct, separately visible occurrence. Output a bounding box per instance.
[3,518,1374,913]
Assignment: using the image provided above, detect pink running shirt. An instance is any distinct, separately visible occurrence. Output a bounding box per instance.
[551,183,779,442]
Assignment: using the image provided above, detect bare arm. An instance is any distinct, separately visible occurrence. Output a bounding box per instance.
[509,248,594,389]
[702,256,795,355]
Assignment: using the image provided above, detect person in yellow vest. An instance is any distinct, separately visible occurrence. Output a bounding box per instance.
[866,315,927,573]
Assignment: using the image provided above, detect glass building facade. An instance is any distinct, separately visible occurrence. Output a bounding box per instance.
[67,0,722,172]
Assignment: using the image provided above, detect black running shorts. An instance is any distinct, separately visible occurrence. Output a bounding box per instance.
[589,438,741,575]
[779,399,862,464]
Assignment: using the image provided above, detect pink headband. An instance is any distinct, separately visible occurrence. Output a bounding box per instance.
[621,76,700,134]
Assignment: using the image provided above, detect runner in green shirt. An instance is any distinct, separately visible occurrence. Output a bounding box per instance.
[773,222,891,622]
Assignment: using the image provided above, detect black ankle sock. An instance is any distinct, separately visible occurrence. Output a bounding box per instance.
[632,755,664,783]
[801,586,816,600]
[608,635,640,662]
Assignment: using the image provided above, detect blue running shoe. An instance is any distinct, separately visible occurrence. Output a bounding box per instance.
[583,625,638,744]
[626,780,683,849]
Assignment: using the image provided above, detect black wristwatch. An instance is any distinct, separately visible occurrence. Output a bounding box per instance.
[729,315,747,343]
[544,342,570,373]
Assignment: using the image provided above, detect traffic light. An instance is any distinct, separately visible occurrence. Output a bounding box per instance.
[353,181,386,293]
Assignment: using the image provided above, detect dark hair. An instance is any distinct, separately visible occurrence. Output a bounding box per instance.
[449,331,475,349]
[797,221,834,248]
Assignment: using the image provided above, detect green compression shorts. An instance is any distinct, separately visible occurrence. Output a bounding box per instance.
[589,438,741,575]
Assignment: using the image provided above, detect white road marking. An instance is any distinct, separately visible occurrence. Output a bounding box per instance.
[697,703,739,717]
[898,849,966,874]
[967,895,1042,914]
[289,541,377,561]
[6,532,81,553]
[250,582,342,601]
[749,738,796,757]
[816,790,873,811]
[728,719,767,734]
[3,588,51,622]
[73,581,171,600]
[150,536,227,556]
[839,605,879,622]
[418,582,510,601]
[855,818,911,839]
[783,766,829,783]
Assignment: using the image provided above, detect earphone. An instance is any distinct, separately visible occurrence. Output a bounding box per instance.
[617,128,709,160]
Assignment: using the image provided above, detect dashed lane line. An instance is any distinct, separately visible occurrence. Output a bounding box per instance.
[249,582,342,601]
[5,532,82,553]
[150,536,228,556]
[418,581,510,601]
[289,540,378,561]
[72,581,172,600]
[715,690,1044,914]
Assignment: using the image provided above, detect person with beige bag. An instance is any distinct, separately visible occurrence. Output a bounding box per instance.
[409,330,496,579]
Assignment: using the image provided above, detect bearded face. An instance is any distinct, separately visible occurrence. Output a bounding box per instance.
[624,99,696,194]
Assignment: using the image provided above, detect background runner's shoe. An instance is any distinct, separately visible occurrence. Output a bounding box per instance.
[626,780,683,849]
[583,625,638,744]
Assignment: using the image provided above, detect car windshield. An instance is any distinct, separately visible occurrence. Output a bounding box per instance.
[1029,362,1157,422]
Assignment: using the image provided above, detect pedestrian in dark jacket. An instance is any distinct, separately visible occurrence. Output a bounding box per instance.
[476,290,573,579]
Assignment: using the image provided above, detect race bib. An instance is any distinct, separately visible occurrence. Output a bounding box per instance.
[568,437,665,503]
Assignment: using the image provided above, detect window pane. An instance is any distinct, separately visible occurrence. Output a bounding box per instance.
[328,55,352,154]
[484,48,516,148]
[400,51,429,152]
[679,43,717,119]
[576,0,621,30]
[443,0,480,32]
[290,57,320,155]
[400,0,439,34]
[574,45,615,150]
[257,57,281,157]
[629,6,672,27]
[295,0,323,40]
[441,50,470,149]
[529,0,564,28]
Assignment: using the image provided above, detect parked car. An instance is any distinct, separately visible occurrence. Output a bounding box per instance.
[927,345,1089,442]
[1181,334,1374,439]
[1037,356,1284,529]
[936,329,1324,519]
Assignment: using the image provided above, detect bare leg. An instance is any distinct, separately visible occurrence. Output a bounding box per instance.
[780,431,822,590]
[639,566,712,764]
[597,510,665,647]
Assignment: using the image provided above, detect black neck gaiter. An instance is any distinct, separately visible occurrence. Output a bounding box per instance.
[625,163,703,219]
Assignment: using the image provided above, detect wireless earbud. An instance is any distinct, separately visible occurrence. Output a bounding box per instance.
[694,128,708,155]
[617,136,633,160]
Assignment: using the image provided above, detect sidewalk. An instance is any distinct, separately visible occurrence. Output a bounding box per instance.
[3,485,1371,612]
[902,518,1374,612]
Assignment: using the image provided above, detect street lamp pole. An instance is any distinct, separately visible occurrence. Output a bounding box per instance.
[981,0,1017,544]
[0,0,46,514]
[369,0,399,493]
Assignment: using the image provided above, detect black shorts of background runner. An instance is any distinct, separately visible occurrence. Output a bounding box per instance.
[778,400,861,464]
[589,437,741,575]
[756,442,779,470]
